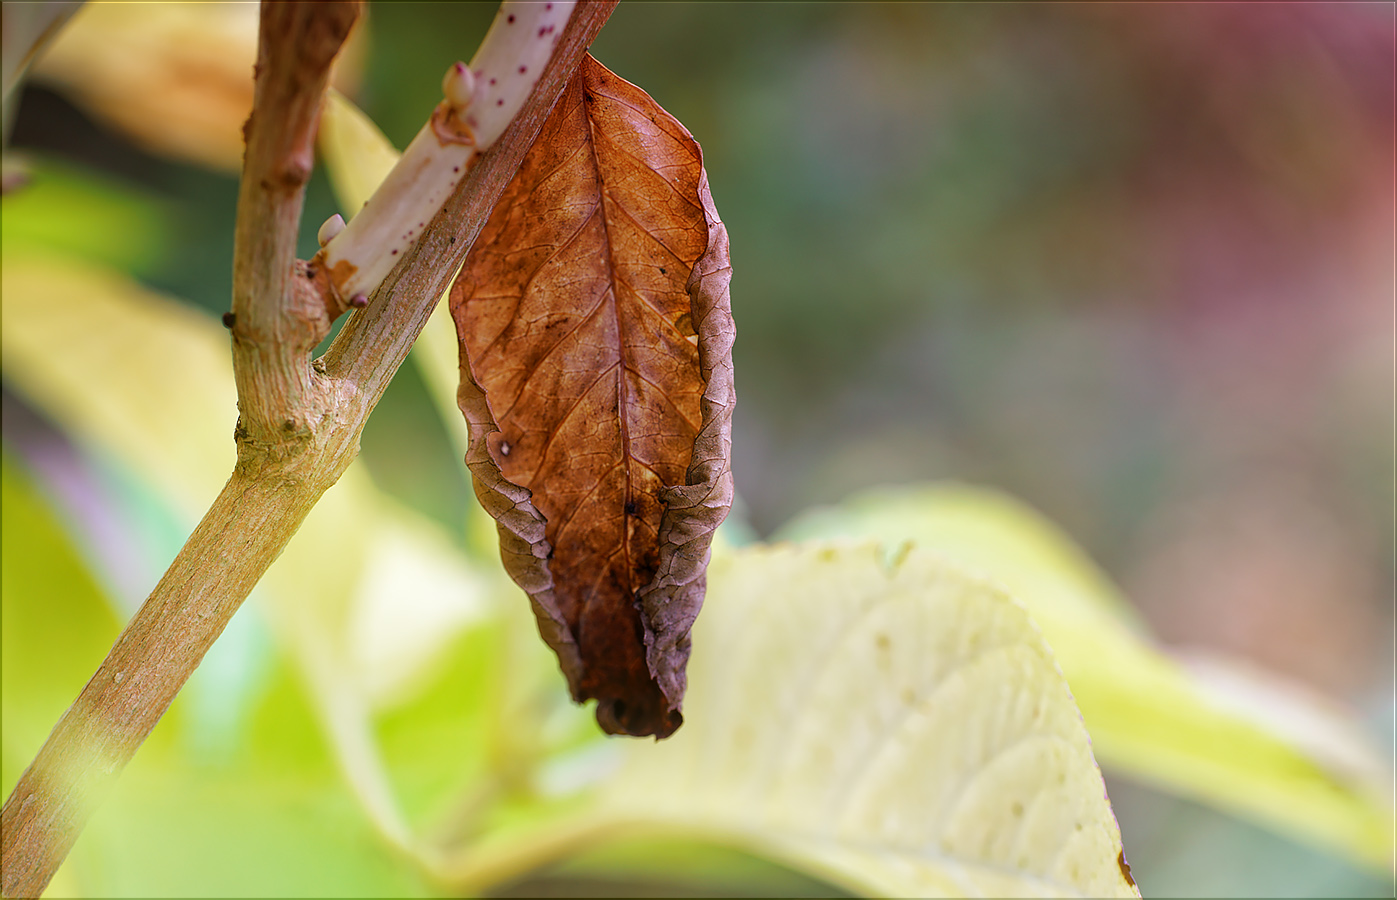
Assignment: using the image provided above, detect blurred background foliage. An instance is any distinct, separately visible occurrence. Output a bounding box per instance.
[2,2,1393,897]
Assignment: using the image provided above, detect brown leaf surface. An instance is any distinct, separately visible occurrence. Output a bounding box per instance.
[450,54,733,738]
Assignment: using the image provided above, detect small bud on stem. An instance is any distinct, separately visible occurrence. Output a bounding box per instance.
[442,61,476,110]
[317,213,347,247]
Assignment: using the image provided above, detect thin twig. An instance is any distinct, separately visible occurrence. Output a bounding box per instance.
[231,1,359,442]
[0,3,615,895]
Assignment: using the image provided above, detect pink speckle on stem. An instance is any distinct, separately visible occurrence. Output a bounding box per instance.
[518,65,527,74]
[507,13,515,23]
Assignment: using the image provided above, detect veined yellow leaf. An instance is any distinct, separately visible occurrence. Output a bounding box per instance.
[777,483,1396,874]
[599,542,1139,899]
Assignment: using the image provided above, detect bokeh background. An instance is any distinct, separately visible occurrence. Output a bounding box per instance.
[4,2,1394,896]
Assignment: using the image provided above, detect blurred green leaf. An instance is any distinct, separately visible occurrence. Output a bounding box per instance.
[80,770,430,897]
[0,454,121,798]
[776,483,1396,874]
[0,159,169,275]
[56,655,433,898]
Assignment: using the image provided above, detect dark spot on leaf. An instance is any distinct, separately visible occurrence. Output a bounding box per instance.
[1118,851,1136,888]
[625,500,638,516]
[221,312,236,329]
[659,266,666,274]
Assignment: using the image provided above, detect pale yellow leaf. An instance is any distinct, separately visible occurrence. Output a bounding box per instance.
[1,249,236,520]
[601,543,1139,899]
[778,483,1396,873]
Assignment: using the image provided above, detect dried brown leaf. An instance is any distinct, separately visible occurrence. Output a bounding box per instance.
[450,54,733,738]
